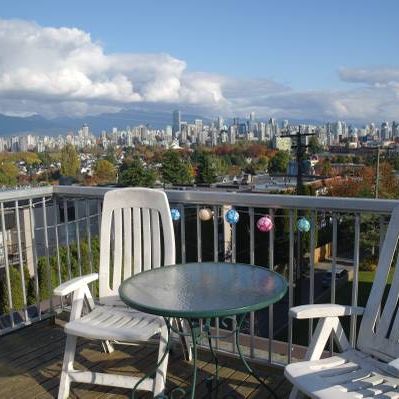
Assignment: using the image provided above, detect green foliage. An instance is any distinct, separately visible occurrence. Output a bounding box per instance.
[269,151,290,173]
[255,155,269,172]
[60,144,80,177]
[94,159,116,184]
[161,150,193,185]
[0,162,18,186]
[308,136,323,154]
[118,157,156,187]
[37,257,59,301]
[37,237,100,301]
[0,265,34,314]
[195,153,218,184]
[104,146,118,165]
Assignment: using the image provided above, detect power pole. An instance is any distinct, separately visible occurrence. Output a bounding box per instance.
[284,127,316,306]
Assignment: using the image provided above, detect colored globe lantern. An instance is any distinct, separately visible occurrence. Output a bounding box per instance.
[225,209,239,224]
[256,215,274,233]
[199,208,213,221]
[170,208,181,221]
[297,217,311,232]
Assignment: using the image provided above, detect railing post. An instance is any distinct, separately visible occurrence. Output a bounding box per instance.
[15,200,29,322]
[42,197,53,312]
[1,202,14,328]
[29,198,41,318]
[288,209,294,363]
[350,214,361,346]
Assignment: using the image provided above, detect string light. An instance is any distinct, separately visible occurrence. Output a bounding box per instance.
[256,215,274,232]
[297,217,311,232]
[170,208,181,221]
[225,209,239,224]
[198,208,213,221]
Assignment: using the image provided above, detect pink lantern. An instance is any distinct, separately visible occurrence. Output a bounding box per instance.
[257,215,273,233]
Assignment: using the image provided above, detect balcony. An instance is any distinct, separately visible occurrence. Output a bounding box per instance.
[0,185,397,398]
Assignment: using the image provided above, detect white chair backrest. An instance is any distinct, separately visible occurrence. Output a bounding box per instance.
[98,187,175,302]
[358,206,399,362]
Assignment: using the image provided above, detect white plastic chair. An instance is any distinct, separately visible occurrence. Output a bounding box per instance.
[285,206,399,398]
[54,188,175,398]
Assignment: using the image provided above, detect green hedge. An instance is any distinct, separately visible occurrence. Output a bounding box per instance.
[0,236,100,315]
[0,265,35,314]
[38,237,100,300]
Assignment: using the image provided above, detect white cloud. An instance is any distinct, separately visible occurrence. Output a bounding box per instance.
[0,19,227,116]
[339,67,399,86]
[0,18,398,122]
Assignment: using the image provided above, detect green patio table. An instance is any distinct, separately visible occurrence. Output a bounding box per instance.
[119,262,287,399]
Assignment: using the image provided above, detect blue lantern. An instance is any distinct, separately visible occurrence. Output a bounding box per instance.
[297,217,310,232]
[170,208,181,221]
[225,209,239,224]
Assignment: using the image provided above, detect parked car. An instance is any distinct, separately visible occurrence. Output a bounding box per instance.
[322,268,348,288]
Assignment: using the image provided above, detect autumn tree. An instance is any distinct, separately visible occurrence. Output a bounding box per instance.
[0,162,18,186]
[94,160,116,184]
[378,162,399,199]
[60,144,80,177]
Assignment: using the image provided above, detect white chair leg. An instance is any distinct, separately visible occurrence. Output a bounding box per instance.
[153,324,169,397]
[58,334,78,399]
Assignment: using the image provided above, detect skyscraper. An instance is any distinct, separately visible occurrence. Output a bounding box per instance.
[381,122,390,140]
[172,110,181,138]
[392,121,399,138]
[249,111,256,132]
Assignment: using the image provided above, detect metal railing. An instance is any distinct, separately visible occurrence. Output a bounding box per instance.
[1,185,398,368]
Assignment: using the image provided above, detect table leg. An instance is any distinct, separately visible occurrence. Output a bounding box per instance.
[186,319,201,399]
[204,318,220,398]
[235,313,279,399]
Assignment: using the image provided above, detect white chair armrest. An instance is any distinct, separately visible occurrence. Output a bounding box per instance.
[53,273,98,296]
[289,304,364,319]
[386,358,399,377]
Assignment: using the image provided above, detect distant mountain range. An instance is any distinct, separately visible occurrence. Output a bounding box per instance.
[0,109,212,136]
[0,108,334,136]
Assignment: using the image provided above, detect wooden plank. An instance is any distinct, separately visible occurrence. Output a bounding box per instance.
[0,322,288,399]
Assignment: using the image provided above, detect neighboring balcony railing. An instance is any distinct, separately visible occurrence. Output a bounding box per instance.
[0,185,398,368]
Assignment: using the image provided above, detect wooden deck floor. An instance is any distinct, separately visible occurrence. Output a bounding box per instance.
[0,318,291,398]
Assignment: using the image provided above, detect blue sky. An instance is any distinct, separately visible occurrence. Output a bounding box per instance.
[0,1,398,121]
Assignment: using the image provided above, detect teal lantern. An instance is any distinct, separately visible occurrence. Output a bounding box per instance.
[170,208,181,221]
[297,217,310,232]
[225,209,239,224]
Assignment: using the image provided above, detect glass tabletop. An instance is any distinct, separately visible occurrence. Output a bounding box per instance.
[119,262,287,318]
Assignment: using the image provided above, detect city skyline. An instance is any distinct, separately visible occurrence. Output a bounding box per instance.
[0,1,398,122]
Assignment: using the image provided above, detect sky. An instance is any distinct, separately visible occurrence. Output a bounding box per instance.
[0,0,398,123]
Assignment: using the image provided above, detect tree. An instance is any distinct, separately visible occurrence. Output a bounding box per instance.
[0,162,18,186]
[104,146,118,165]
[60,144,80,177]
[161,150,193,185]
[196,153,218,184]
[118,157,156,187]
[308,136,323,154]
[255,155,269,172]
[94,160,116,184]
[269,151,290,173]
[379,162,399,199]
